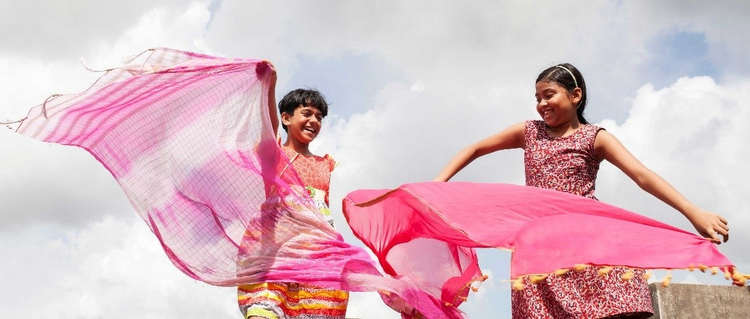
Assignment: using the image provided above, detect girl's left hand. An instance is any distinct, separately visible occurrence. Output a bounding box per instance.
[687,208,729,244]
[256,60,277,80]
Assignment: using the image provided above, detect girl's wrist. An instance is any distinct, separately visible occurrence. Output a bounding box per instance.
[680,204,703,220]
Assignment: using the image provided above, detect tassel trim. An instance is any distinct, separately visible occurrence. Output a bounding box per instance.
[507,264,748,291]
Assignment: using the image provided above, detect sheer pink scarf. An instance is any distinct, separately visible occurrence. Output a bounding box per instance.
[14,48,465,318]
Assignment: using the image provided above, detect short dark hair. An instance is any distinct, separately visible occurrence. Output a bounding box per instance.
[536,63,589,124]
[278,88,329,132]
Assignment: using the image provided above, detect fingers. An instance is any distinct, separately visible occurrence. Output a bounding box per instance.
[706,227,728,244]
[708,232,721,244]
[255,60,277,77]
[719,229,729,243]
[705,228,722,244]
[719,219,729,232]
[700,212,729,244]
[714,214,729,243]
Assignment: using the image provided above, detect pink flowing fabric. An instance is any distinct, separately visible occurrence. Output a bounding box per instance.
[344,182,742,294]
[13,48,468,318]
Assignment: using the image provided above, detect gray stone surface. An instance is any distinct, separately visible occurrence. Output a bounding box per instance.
[649,283,750,319]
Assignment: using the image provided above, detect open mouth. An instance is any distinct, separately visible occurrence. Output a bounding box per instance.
[304,127,317,134]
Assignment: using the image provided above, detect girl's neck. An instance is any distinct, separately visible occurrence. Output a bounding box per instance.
[546,119,582,138]
[282,138,313,156]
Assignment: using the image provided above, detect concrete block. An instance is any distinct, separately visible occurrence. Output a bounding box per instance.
[649,283,750,319]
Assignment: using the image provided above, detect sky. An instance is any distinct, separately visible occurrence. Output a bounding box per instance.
[1,1,749,318]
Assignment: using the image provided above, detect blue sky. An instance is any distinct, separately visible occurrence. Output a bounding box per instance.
[1,1,749,318]
[644,31,716,90]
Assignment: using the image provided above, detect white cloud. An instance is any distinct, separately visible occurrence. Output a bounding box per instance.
[0,216,238,319]
[203,0,660,121]
[410,81,426,92]
[0,130,132,228]
[0,56,101,118]
[99,1,213,65]
[0,1,214,229]
[0,0,195,60]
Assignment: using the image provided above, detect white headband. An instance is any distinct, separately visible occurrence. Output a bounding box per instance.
[555,65,578,88]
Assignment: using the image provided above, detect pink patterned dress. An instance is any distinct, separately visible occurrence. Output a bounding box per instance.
[237,148,349,319]
[512,120,653,319]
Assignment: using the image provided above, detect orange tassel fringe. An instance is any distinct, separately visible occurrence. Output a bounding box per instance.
[507,265,748,293]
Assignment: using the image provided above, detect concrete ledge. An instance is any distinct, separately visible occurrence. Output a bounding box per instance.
[649,283,750,318]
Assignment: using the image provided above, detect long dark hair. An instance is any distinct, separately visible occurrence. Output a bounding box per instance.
[536,63,588,124]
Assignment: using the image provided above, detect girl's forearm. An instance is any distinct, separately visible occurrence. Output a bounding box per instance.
[632,167,728,243]
[435,123,526,182]
[634,169,700,218]
[267,78,278,133]
[434,147,478,182]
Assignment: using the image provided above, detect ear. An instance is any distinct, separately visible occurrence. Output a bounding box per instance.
[571,87,583,105]
[281,112,292,126]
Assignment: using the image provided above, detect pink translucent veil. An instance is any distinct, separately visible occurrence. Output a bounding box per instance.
[344,182,745,294]
[13,48,468,318]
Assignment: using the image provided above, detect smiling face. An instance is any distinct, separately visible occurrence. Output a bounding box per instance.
[281,105,324,144]
[535,81,582,128]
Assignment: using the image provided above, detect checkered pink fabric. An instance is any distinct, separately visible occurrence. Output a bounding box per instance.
[16,48,466,318]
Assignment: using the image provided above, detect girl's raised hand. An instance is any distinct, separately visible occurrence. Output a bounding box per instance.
[686,208,729,244]
[256,60,277,78]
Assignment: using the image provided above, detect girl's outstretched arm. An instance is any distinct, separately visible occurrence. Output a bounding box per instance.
[268,70,278,136]
[434,122,525,182]
[257,61,278,136]
[594,130,729,244]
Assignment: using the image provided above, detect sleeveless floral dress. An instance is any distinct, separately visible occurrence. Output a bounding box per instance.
[512,120,653,319]
[237,148,348,319]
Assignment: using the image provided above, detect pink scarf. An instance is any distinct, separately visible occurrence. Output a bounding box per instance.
[14,48,465,318]
[344,182,743,300]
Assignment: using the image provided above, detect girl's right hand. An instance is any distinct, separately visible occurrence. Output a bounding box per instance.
[687,208,729,244]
